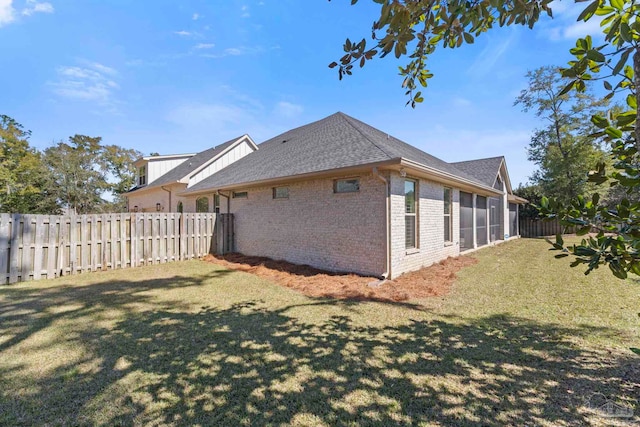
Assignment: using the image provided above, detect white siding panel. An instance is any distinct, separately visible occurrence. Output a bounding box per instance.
[188,141,254,186]
[147,157,190,184]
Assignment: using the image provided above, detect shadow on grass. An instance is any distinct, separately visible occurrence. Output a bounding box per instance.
[0,275,638,426]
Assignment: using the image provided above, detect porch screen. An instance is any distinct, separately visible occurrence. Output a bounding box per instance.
[509,203,518,237]
[489,197,503,242]
[460,192,473,250]
[476,196,487,246]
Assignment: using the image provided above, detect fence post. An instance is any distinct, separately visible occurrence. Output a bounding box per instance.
[0,214,10,284]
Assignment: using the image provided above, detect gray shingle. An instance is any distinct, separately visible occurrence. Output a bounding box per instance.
[185,112,492,193]
[144,136,243,189]
[450,156,504,187]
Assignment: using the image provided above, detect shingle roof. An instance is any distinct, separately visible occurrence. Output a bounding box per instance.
[185,112,489,192]
[144,136,244,189]
[450,156,504,188]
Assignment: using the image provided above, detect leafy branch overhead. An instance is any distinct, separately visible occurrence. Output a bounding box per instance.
[329,0,553,107]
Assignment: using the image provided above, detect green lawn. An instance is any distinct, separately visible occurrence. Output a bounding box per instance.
[0,238,638,426]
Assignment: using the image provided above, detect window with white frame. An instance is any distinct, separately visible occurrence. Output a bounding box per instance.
[213,194,220,213]
[138,166,146,186]
[405,179,417,249]
[334,178,360,193]
[444,187,452,243]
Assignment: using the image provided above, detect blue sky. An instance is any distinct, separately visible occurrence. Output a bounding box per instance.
[0,0,603,186]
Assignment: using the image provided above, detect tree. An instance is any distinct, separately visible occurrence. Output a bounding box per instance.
[515,66,609,206]
[0,115,59,214]
[43,136,142,214]
[103,144,142,211]
[43,135,111,214]
[333,0,640,279]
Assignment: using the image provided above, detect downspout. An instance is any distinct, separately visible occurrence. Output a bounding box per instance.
[161,186,172,211]
[372,168,390,279]
[216,190,233,254]
[216,190,231,213]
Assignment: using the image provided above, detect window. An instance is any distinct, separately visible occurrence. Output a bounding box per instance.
[444,187,452,243]
[177,201,183,213]
[273,186,289,199]
[334,178,360,193]
[213,194,220,213]
[405,180,417,249]
[196,197,209,212]
[233,191,248,199]
[138,166,146,186]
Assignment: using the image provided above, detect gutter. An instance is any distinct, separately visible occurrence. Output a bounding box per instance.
[372,168,390,279]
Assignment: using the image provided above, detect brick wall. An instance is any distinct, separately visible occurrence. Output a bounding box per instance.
[126,184,198,213]
[389,172,460,278]
[227,173,387,277]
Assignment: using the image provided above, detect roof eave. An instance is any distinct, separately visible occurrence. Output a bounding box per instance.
[399,158,503,196]
[178,158,403,196]
[508,194,528,204]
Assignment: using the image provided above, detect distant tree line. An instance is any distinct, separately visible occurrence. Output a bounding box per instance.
[0,115,141,214]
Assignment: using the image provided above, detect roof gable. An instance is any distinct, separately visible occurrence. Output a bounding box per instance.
[143,135,252,189]
[450,156,505,188]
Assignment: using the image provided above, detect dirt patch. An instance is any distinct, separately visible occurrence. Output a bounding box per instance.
[203,253,478,303]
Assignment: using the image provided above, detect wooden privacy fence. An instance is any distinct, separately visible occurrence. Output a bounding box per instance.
[0,213,217,285]
[519,217,576,238]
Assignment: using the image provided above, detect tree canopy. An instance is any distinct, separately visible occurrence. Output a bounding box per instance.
[0,115,141,215]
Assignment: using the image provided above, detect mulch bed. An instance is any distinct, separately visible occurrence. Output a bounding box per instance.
[203,253,477,303]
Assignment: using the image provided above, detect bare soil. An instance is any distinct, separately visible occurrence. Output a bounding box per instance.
[204,253,478,303]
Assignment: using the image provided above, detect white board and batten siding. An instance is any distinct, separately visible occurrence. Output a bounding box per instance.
[0,213,216,285]
[147,156,192,184]
[189,140,254,186]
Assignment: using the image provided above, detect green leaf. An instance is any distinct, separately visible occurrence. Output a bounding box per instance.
[463,32,474,44]
[540,196,549,209]
[558,80,576,96]
[620,22,632,42]
[611,0,623,11]
[609,260,628,279]
[576,225,592,236]
[605,126,623,138]
[591,114,609,128]
[586,49,605,62]
[631,348,640,356]
[577,1,599,22]
[613,48,631,75]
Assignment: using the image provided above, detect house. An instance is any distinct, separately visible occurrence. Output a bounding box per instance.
[180,112,526,279]
[125,135,257,213]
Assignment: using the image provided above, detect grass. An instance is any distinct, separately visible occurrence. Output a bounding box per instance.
[0,238,638,426]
